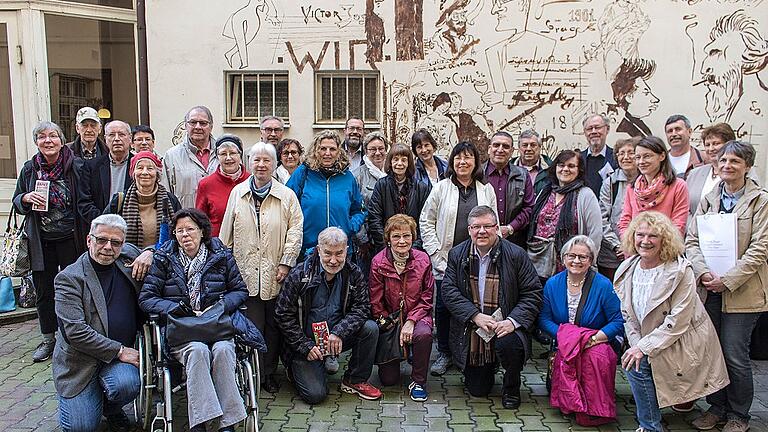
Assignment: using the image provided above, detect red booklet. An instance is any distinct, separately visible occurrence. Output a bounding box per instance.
[312,321,330,356]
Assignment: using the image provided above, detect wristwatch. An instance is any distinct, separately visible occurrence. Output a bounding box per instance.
[589,335,597,345]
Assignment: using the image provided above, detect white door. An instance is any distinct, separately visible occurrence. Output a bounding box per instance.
[0,12,25,185]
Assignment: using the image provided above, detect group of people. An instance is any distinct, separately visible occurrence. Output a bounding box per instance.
[14,104,767,432]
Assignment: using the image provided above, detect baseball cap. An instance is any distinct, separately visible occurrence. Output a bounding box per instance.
[76,107,100,124]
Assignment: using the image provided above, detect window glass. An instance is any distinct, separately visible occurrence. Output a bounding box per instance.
[315,72,380,124]
[227,72,289,124]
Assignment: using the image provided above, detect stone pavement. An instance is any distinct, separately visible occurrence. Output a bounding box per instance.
[2,319,768,432]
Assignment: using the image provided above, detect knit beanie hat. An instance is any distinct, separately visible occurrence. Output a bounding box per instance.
[130,150,163,176]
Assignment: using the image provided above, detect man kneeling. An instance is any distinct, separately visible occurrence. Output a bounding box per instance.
[442,205,543,409]
[276,227,382,404]
[54,214,145,432]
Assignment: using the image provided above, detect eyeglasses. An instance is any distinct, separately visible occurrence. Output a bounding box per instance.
[557,163,579,169]
[346,126,364,132]
[186,120,211,127]
[90,234,124,248]
[564,253,590,262]
[469,224,498,232]
[263,127,283,134]
[133,137,154,143]
[366,147,387,154]
[174,227,199,236]
[281,150,299,157]
[584,125,607,132]
[36,133,60,141]
[616,151,635,159]
[217,151,241,159]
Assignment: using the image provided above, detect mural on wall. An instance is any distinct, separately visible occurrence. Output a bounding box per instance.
[206,0,767,160]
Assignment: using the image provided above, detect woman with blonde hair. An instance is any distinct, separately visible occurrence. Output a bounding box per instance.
[614,211,728,432]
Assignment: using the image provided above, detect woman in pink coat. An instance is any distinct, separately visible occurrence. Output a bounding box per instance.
[369,214,434,402]
[618,136,689,238]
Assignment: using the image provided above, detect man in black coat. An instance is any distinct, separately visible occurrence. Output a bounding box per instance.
[442,205,543,409]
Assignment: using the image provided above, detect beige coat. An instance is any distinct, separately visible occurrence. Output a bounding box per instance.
[614,256,729,408]
[219,179,303,300]
[685,179,768,313]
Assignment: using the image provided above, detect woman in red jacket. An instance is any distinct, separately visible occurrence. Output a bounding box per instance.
[196,134,250,236]
[369,214,434,402]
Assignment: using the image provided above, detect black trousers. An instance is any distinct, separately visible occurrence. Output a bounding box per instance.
[244,296,282,379]
[33,237,79,335]
[463,332,526,397]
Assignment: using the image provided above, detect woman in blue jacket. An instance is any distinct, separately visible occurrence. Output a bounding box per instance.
[287,130,366,259]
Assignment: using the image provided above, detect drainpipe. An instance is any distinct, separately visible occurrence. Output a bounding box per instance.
[137,0,150,125]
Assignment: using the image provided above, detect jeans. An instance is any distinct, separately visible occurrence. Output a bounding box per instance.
[243,296,281,380]
[35,237,79,335]
[434,279,451,353]
[378,320,433,386]
[59,361,140,432]
[172,339,246,429]
[625,356,664,432]
[463,332,526,397]
[705,294,760,421]
[291,320,378,405]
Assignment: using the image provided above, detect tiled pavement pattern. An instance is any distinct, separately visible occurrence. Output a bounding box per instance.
[2,319,768,432]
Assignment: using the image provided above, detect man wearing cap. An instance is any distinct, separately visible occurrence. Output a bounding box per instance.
[163,105,219,208]
[68,107,108,166]
[77,120,133,226]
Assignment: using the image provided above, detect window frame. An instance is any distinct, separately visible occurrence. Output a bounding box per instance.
[314,70,380,126]
[224,70,290,126]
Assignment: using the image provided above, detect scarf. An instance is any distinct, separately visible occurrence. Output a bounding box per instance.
[35,145,73,208]
[219,164,244,181]
[390,248,409,275]
[122,182,173,248]
[633,174,668,210]
[249,177,272,216]
[528,180,583,254]
[468,244,501,366]
[363,155,387,180]
[178,244,208,311]
[387,175,412,214]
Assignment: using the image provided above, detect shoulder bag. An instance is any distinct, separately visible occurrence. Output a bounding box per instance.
[0,207,30,277]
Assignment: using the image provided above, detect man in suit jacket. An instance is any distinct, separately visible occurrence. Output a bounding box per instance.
[53,214,143,432]
[78,120,133,226]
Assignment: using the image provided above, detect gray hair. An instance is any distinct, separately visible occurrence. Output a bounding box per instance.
[248,141,278,170]
[260,115,284,128]
[90,214,128,236]
[185,105,213,124]
[363,131,388,153]
[665,114,691,129]
[317,227,348,249]
[518,129,541,145]
[582,113,610,129]
[717,140,756,167]
[560,235,597,262]
[32,121,66,143]
[105,120,131,135]
[467,205,498,225]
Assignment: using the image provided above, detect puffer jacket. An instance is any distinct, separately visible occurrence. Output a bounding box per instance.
[686,178,768,313]
[441,238,543,370]
[219,178,303,300]
[369,248,434,327]
[275,252,370,361]
[139,237,248,316]
[368,175,432,252]
[286,163,366,256]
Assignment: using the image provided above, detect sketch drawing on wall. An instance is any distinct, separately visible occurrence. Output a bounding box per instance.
[223,0,280,69]
[428,0,481,61]
[610,58,659,137]
[585,0,650,77]
[384,71,426,143]
[395,0,425,60]
[171,121,186,146]
[698,9,768,123]
[448,91,492,160]
[416,92,458,156]
[365,0,386,65]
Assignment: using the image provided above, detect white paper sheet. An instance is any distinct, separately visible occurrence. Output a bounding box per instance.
[696,213,737,276]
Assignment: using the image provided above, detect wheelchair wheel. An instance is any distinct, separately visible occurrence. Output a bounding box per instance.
[134,324,155,430]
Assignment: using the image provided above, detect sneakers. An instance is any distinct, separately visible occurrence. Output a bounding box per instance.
[408,381,428,402]
[430,351,452,376]
[672,401,696,413]
[105,412,133,432]
[691,412,726,430]
[32,339,55,363]
[324,356,339,375]
[340,379,382,400]
[722,419,750,432]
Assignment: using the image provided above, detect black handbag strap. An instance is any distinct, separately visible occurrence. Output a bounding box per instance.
[573,269,596,327]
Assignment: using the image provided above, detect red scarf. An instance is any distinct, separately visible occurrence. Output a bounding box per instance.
[633,174,668,210]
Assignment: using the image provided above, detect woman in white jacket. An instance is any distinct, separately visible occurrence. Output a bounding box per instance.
[419,141,498,376]
[219,142,304,394]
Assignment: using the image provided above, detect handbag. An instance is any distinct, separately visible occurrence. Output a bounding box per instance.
[0,207,30,277]
[374,278,407,365]
[166,301,235,348]
[0,276,16,313]
[18,275,36,308]
[527,236,556,278]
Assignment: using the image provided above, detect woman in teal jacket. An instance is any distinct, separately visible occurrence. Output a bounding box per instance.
[287,130,366,258]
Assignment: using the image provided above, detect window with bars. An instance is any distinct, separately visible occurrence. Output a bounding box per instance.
[55,74,92,141]
[315,72,379,124]
[226,71,289,124]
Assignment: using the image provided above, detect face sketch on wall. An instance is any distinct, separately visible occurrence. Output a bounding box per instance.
[429,0,480,61]
[416,92,459,157]
[490,0,531,33]
[223,0,281,69]
[447,92,492,161]
[699,9,768,123]
[586,0,650,77]
[611,58,659,137]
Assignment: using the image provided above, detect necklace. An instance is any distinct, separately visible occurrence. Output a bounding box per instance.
[567,276,585,289]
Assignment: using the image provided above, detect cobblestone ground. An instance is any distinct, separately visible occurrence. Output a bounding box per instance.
[2,319,767,432]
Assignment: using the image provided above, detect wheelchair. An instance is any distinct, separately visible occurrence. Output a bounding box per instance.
[133,314,261,432]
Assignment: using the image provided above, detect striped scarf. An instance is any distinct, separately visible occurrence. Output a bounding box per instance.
[121,182,173,248]
[468,245,500,366]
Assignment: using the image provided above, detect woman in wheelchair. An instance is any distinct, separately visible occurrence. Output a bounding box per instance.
[537,235,624,426]
[139,208,249,432]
